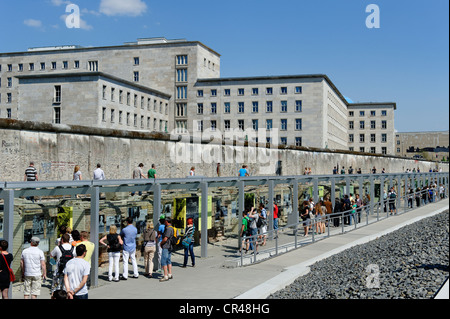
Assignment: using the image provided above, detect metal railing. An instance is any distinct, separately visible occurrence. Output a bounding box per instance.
[238,185,448,266]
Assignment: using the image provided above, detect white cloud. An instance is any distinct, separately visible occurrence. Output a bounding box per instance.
[99,0,147,17]
[24,19,43,28]
[50,0,71,6]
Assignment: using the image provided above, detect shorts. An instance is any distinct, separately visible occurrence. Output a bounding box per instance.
[23,275,42,296]
[161,248,172,266]
[389,203,396,210]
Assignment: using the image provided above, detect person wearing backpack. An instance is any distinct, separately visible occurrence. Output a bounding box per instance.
[388,188,397,215]
[50,233,75,293]
[159,217,175,282]
[247,207,259,254]
[142,221,157,278]
[239,209,252,253]
[99,225,123,282]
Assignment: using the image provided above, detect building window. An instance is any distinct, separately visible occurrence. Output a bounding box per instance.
[295,119,302,131]
[224,120,231,131]
[280,137,287,145]
[349,121,354,130]
[111,109,115,123]
[280,87,288,94]
[281,119,287,131]
[252,102,259,113]
[211,120,217,131]
[134,94,138,107]
[371,134,376,143]
[252,88,259,95]
[370,147,376,154]
[102,107,106,122]
[134,57,140,65]
[127,113,131,126]
[41,63,46,70]
[382,120,387,129]
[349,111,354,117]
[381,110,387,116]
[371,120,376,129]
[211,103,217,114]
[281,101,287,112]
[371,110,376,116]
[266,101,273,113]
[238,102,245,113]
[360,147,365,153]
[177,69,187,82]
[360,121,365,129]
[224,102,230,114]
[197,103,204,115]
[295,86,302,94]
[7,93,12,103]
[119,111,123,124]
[197,90,203,97]
[127,92,131,105]
[53,107,61,124]
[211,89,217,97]
[381,134,387,142]
[295,137,302,147]
[252,119,258,131]
[18,64,23,72]
[134,71,139,82]
[197,120,203,132]
[266,119,273,130]
[7,77,12,88]
[349,134,354,143]
[134,114,138,127]
[359,134,365,143]
[62,61,68,69]
[88,60,98,71]
[295,100,302,112]
[177,86,187,99]
[382,147,387,155]
[238,88,245,96]
[177,103,187,117]
[54,85,61,103]
[51,62,57,70]
[6,108,11,118]
[7,64,12,72]
[74,61,80,69]
[119,90,123,104]
[359,111,365,116]
[111,88,115,102]
[29,63,34,71]
[224,89,231,96]
[266,87,273,95]
[238,120,245,131]
[177,55,188,65]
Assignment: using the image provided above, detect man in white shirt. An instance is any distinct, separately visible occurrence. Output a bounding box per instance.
[64,244,91,299]
[50,233,76,293]
[93,163,105,180]
[20,237,46,299]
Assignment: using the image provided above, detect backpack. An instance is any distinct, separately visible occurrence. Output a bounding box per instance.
[390,192,397,199]
[143,228,156,242]
[58,245,74,274]
[168,226,180,247]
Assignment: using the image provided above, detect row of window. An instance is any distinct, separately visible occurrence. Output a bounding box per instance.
[195,100,303,115]
[349,110,388,117]
[101,85,168,115]
[349,146,388,155]
[349,120,388,130]
[349,133,390,143]
[101,107,167,131]
[194,118,303,132]
[0,60,84,72]
[197,86,303,98]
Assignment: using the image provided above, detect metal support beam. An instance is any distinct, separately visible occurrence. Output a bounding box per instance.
[313,177,319,203]
[200,181,208,258]
[331,178,336,208]
[89,186,100,288]
[268,180,274,233]
[291,180,299,226]
[153,183,162,226]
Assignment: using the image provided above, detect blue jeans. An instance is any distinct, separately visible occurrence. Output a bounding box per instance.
[183,243,195,266]
[161,248,172,266]
[274,218,279,230]
[74,293,88,299]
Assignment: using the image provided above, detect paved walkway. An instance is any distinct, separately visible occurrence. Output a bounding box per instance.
[12,198,449,299]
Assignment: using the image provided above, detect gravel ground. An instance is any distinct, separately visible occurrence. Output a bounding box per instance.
[268,211,449,299]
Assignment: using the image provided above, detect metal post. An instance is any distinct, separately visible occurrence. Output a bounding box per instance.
[153,183,162,226]
[238,180,244,250]
[200,181,208,258]
[89,186,99,288]
[0,189,14,299]
[313,177,319,203]
[331,177,336,209]
[291,180,299,226]
[268,180,274,234]
[369,176,375,215]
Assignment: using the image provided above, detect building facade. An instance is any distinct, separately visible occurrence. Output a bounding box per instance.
[395,131,449,161]
[0,37,397,155]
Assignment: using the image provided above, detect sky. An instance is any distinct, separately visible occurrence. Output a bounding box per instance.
[0,0,448,133]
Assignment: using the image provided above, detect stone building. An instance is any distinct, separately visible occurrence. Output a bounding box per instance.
[0,37,396,154]
[395,130,449,161]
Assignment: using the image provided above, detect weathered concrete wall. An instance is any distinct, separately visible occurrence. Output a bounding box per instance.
[0,119,448,182]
